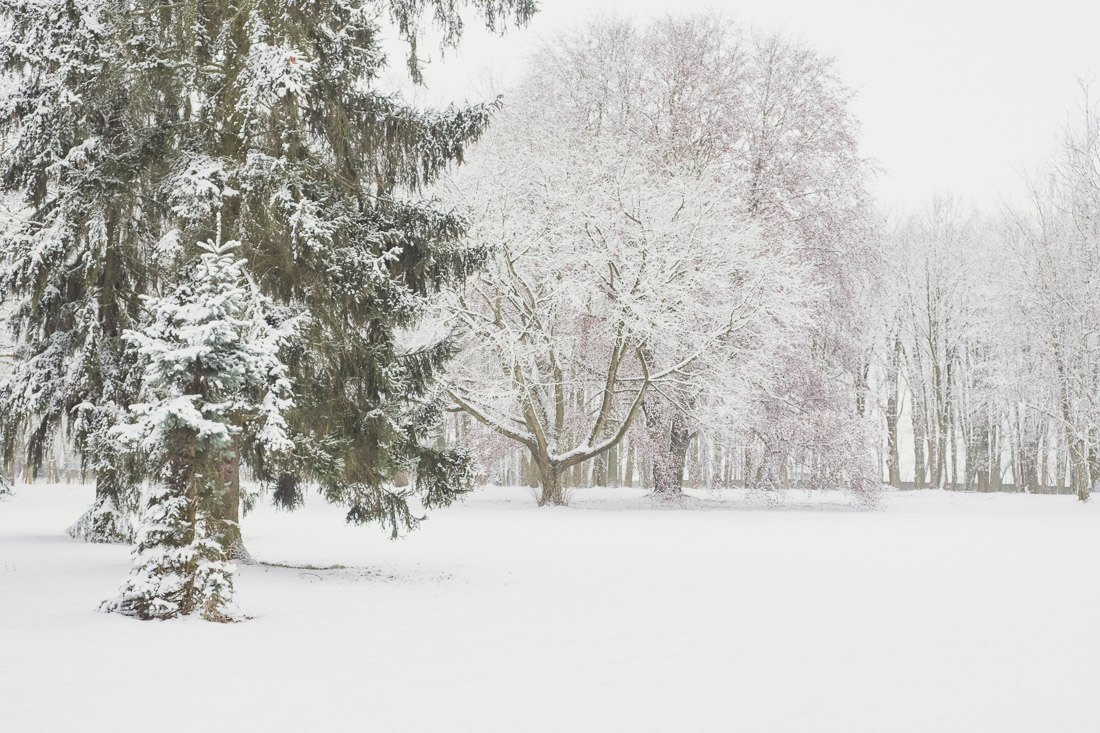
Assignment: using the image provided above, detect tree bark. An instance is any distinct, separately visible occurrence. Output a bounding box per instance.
[535,459,566,506]
[991,422,1002,491]
[1056,434,1067,493]
[214,438,252,562]
[911,396,926,489]
[652,410,691,496]
[885,336,902,487]
[1018,429,1040,494]
[974,421,991,492]
[1036,430,1046,492]
[593,451,608,487]
[1069,436,1090,502]
[605,443,618,487]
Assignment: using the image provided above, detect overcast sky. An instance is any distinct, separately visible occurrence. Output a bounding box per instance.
[389,0,1100,214]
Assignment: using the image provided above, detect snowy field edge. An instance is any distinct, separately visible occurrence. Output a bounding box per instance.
[2,482,1098,733]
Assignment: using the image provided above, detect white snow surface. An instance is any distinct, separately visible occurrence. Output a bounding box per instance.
[2,483,1098,732]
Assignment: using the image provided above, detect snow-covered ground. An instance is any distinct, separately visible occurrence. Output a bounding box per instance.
[2,484,1098,732]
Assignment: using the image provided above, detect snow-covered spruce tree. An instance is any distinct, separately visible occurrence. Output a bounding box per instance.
[0,0,535,543]
[0,0,147,541]
[103,241,294,621]
[148,0,535,536]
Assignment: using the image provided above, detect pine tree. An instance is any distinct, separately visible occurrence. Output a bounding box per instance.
[1,0,535,549]
[0,0,150,541]
[102,240,293,621]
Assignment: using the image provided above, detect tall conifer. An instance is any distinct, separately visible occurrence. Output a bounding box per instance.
[1,0,535,549]
[0,0,148,540]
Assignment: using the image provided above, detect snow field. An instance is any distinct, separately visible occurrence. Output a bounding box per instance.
[2,484,1098,732]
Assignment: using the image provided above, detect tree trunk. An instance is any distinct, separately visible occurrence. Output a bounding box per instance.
[886,337,902,487]
[991,421,1002,491]
[1037,429,1047,492]
[931,357,946,490]
[1069,435,1090,502]
[1019,432,1040,494]
[606,443,618,487]
[214,438,252,562]
[855,360,869,417]
[571,460,585,489]
[912,397,926,489]
[593,451,607,487]
[1056,434,1067,493]
[535,459,566,506]
[948,400,958,490]
[652,411,690,496]
[1089,444,1100,501]
[974,420,990,492]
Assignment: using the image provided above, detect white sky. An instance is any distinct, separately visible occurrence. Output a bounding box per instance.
[387,0,1100,214]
